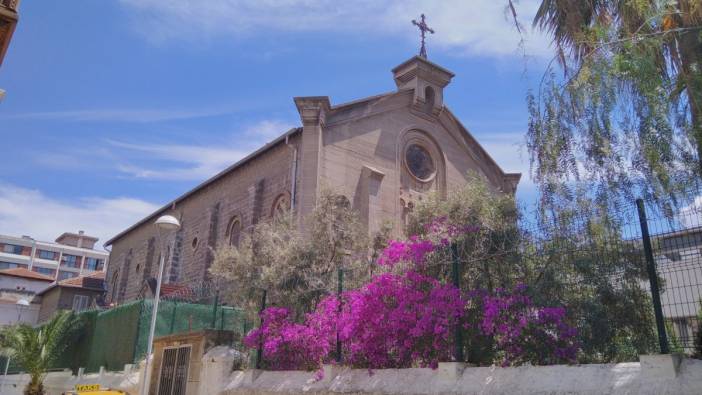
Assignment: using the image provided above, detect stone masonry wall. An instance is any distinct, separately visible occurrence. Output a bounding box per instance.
[106,134,300,303]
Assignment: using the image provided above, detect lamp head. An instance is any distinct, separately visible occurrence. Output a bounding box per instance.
[155,215,181,232]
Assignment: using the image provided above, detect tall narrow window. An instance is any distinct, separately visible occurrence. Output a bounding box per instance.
[110,270,120,302]
[423,86,435,113]
[271,192,291,220]
[227,217,242,247]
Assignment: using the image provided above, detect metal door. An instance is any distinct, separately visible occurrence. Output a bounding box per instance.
[157,345,191,395]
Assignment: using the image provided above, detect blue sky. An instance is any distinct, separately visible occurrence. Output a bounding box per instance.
[0,0,550,246]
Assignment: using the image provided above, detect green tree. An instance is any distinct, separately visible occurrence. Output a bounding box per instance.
[411,176,656,363]
[407,173,523,292]
[210,187,378,319]
[0,311,82,395]
[510,0,702,211]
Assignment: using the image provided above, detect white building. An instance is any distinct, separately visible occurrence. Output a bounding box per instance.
[0,231,108,281]
[0,267,53,326]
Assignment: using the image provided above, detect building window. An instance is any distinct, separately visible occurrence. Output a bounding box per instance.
[191,237,199,250]
[423,86,436,113]
[72,294,90,312]
[84,257,104,271]
[3,244,25,255]
[405,143,435,181]
[37,249,58,260]
[110,270,120,302]
[227,217,242,247]
[33,267,55,277]
[58,271,77,280]
[0,261,26,270]
[61,254,81,268]
[271,193,291,220]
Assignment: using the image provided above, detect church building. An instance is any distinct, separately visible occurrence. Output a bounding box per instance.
[104,53,521,304]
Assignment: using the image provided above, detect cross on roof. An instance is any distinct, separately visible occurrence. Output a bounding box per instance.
[412,14,434,59]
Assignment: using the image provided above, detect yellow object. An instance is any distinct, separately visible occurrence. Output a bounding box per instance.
[62,388,127,395]
[76,384,100,391]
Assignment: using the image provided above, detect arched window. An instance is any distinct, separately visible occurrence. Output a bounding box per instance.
[110,270,120,302]
[227,216,242,247]
[423,86,435,113]
[271,192,291,220]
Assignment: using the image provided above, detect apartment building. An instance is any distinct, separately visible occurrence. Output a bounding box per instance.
[0,231,108,281]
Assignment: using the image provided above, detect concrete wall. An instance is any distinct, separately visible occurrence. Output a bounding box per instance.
[220,357,702,395]
[3,354,702,395]
[0,275,51,294]
[0,300,40,326]
[0,368,142,395]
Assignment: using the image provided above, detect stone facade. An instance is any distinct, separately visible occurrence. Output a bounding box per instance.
[0,0,19,69]
[104,56,520,304]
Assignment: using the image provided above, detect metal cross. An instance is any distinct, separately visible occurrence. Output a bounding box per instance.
[412,14,434,58]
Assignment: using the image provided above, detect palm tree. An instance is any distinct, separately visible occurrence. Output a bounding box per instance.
[0,311,82,395]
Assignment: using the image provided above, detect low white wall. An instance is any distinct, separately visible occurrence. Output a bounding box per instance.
[0,368,141,395]
[222,358,702,395]
[2,353,701,395]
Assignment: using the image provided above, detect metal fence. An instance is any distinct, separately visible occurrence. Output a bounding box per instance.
[453,188,702,358]
[292,187,702,366]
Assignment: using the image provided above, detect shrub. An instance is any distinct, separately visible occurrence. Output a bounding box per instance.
[467,285,579,366]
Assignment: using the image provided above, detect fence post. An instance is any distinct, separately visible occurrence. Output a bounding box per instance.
[336,267,343,363]
[635,198,669,354]
[451,243,464,362]
[256,289,267,369]
[211,291,220,330]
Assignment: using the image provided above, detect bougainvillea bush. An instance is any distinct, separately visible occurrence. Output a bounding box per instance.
[243,270,464,370]
[336,271,463,369]
[466,285,578,366]
[243,216,579,371]
[243,306,335,370]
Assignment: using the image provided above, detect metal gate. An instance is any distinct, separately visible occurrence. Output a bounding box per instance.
[157,345,191,395]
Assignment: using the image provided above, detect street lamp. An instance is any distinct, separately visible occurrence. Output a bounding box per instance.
[140,215,180,395]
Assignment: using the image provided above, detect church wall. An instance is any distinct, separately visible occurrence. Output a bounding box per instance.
[318,91,510,237]
[106,135,301,304]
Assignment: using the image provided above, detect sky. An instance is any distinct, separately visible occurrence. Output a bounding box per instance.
[0,0,552,248]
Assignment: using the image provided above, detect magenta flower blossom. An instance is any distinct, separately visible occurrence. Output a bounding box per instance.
[244,217,579,371]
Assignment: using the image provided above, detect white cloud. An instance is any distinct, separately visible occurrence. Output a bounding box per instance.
[244,119,296,139]
[0,184,159,249]
[1,108,232,123]
[119,0,550,58]
[109,119,296,181]
[478,131,529,178]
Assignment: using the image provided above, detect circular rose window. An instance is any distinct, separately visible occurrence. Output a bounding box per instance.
[405,144,435,181]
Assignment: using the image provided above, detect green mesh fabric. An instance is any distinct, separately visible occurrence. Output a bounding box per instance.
[47,299,249,372]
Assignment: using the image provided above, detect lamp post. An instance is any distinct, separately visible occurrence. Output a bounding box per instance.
[139,215,180,395]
